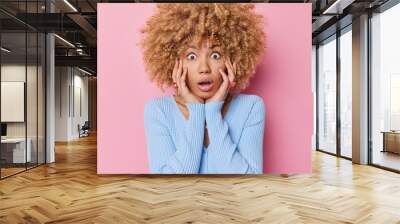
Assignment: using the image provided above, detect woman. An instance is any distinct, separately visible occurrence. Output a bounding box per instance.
[141,3,266,174]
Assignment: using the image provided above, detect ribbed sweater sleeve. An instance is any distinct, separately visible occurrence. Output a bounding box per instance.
[144,100,205,174]
[205,97,265,174]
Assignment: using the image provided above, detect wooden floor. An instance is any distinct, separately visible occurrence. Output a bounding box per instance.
[372,150,400,171]
[0,167,26,178]
[1,163,45,178]
[1,134,400,223]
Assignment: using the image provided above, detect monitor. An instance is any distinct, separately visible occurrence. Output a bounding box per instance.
[1,123,7,137]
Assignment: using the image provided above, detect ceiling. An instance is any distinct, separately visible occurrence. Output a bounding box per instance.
[0,0,393,75]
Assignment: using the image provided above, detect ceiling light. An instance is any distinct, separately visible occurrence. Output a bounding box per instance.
[54,34,75,48]
[63,0,78,12]
[78,67,93,76]
[1,47,11,53]
[322,0,355,15]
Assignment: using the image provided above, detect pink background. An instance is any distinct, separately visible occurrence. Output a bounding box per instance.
[97,3,312,174]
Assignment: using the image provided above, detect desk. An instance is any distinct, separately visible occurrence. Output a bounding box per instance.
[381,131,400,154]
[1,138,32,163]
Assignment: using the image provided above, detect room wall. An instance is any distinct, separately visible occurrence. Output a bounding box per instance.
[55,66,89,141]
[1,64,41,136]
[71,71,89,138]
[55,66,70,141]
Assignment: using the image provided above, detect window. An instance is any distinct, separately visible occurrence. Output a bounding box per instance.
[340,27,352,158]
[370,2,400,171]
[317,35,337,154]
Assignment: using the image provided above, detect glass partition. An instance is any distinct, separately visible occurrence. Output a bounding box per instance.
[0,1,46,179]
[1,31,28,177]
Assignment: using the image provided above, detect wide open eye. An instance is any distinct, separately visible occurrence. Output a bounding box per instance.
[187,52,197,61]
[211,52,221,60]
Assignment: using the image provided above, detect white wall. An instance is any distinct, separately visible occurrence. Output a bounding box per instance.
[1,65,42,137]
[55,67,89,141]
[1,65,26,132]
[55,66,70,141]
[1,64,46,164]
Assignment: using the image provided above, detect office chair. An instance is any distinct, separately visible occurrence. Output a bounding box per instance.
[79,121,90,138]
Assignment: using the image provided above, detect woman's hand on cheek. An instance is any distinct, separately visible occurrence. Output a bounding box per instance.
[206,68,229,103]
[206,57,236,103]
[225,57,237,89]
[175,59,204,104]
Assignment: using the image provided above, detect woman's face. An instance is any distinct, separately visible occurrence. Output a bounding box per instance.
[182,39,226,100]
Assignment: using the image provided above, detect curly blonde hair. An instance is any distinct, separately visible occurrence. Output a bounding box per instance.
[140,3,266,90]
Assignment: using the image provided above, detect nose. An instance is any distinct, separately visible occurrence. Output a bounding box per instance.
[198,56,211,75]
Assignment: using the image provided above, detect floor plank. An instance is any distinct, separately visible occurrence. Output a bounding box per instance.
[1,134,400,223]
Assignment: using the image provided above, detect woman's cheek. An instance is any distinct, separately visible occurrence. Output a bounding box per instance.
[188,72,199,91]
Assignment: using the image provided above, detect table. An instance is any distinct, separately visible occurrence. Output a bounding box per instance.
[381,131,400,154]
[1,138,32,164]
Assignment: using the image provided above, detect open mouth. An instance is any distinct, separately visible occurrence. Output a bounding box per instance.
[197,80,214,92]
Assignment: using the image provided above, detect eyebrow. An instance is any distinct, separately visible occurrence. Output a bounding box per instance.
[187,44,220,50]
